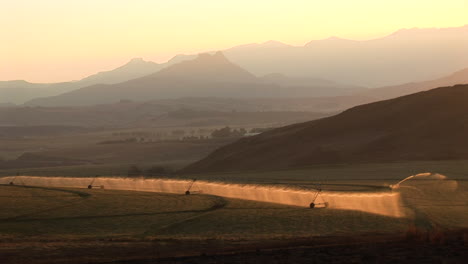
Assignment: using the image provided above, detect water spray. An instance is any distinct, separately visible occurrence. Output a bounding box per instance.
[0,176,405,218]
[390,173,434,189]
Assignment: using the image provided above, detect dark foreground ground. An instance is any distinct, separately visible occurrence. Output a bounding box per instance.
[1,231,467,264]
[149,231,468,264]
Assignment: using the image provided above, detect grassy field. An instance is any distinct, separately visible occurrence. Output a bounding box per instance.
[1,161,467,263]
[2,178,466,241]
[0,185,411,240]
[0,184,410,264]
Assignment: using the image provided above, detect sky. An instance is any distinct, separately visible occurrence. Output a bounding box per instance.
[1,0,467,83]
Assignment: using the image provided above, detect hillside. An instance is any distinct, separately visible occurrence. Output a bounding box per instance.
[26,52,362,107]
[362,68,468,99]
[77,58,162,85]
[0,58,162,104]
[183,84,468,173]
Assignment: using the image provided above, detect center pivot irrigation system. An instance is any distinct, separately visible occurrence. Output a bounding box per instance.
[5,176,329,209]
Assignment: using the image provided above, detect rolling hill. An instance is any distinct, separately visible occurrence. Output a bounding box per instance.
[361,67,468,100]
[0,58,163,104]
[183,84,468,173]
[26,52,362,107]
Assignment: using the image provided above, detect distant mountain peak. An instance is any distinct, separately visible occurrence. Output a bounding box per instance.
[102,58,161,74]
[197,51,218,58]
[128,57,145,63]
[150,51,258,83]
[195,51,230,63]
[0,80,31,85]
[213,50,225,56]
[388,25,468,38]
[389,27,432,37]
[305,36,354,46]
[122,57,156,66]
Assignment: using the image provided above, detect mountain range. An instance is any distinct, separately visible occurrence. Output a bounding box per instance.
[25,52,468,110]
[183,84,468,173]
[26,52,362,107]
[219,25,468,87]
[0,58,163,104]
[2,25,467,105]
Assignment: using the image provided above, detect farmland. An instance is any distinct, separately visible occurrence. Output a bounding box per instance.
[0,169,467,263]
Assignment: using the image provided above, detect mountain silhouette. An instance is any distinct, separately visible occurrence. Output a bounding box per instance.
[170,25,468,87]
[26,52,361,107]
[183,84,468,173]
[78,58,162,85]
[7,25,467,105]
[0,58,162,104]
[156,51,258,83]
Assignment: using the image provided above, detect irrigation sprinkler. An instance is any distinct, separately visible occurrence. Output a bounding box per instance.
[309,184,328,209]
[7,175,26,187]
[185,178,201,195]
[9,173,20,186]
[87,176,104,189]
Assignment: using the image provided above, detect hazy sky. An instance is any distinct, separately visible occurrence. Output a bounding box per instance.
[2,0,467,83]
